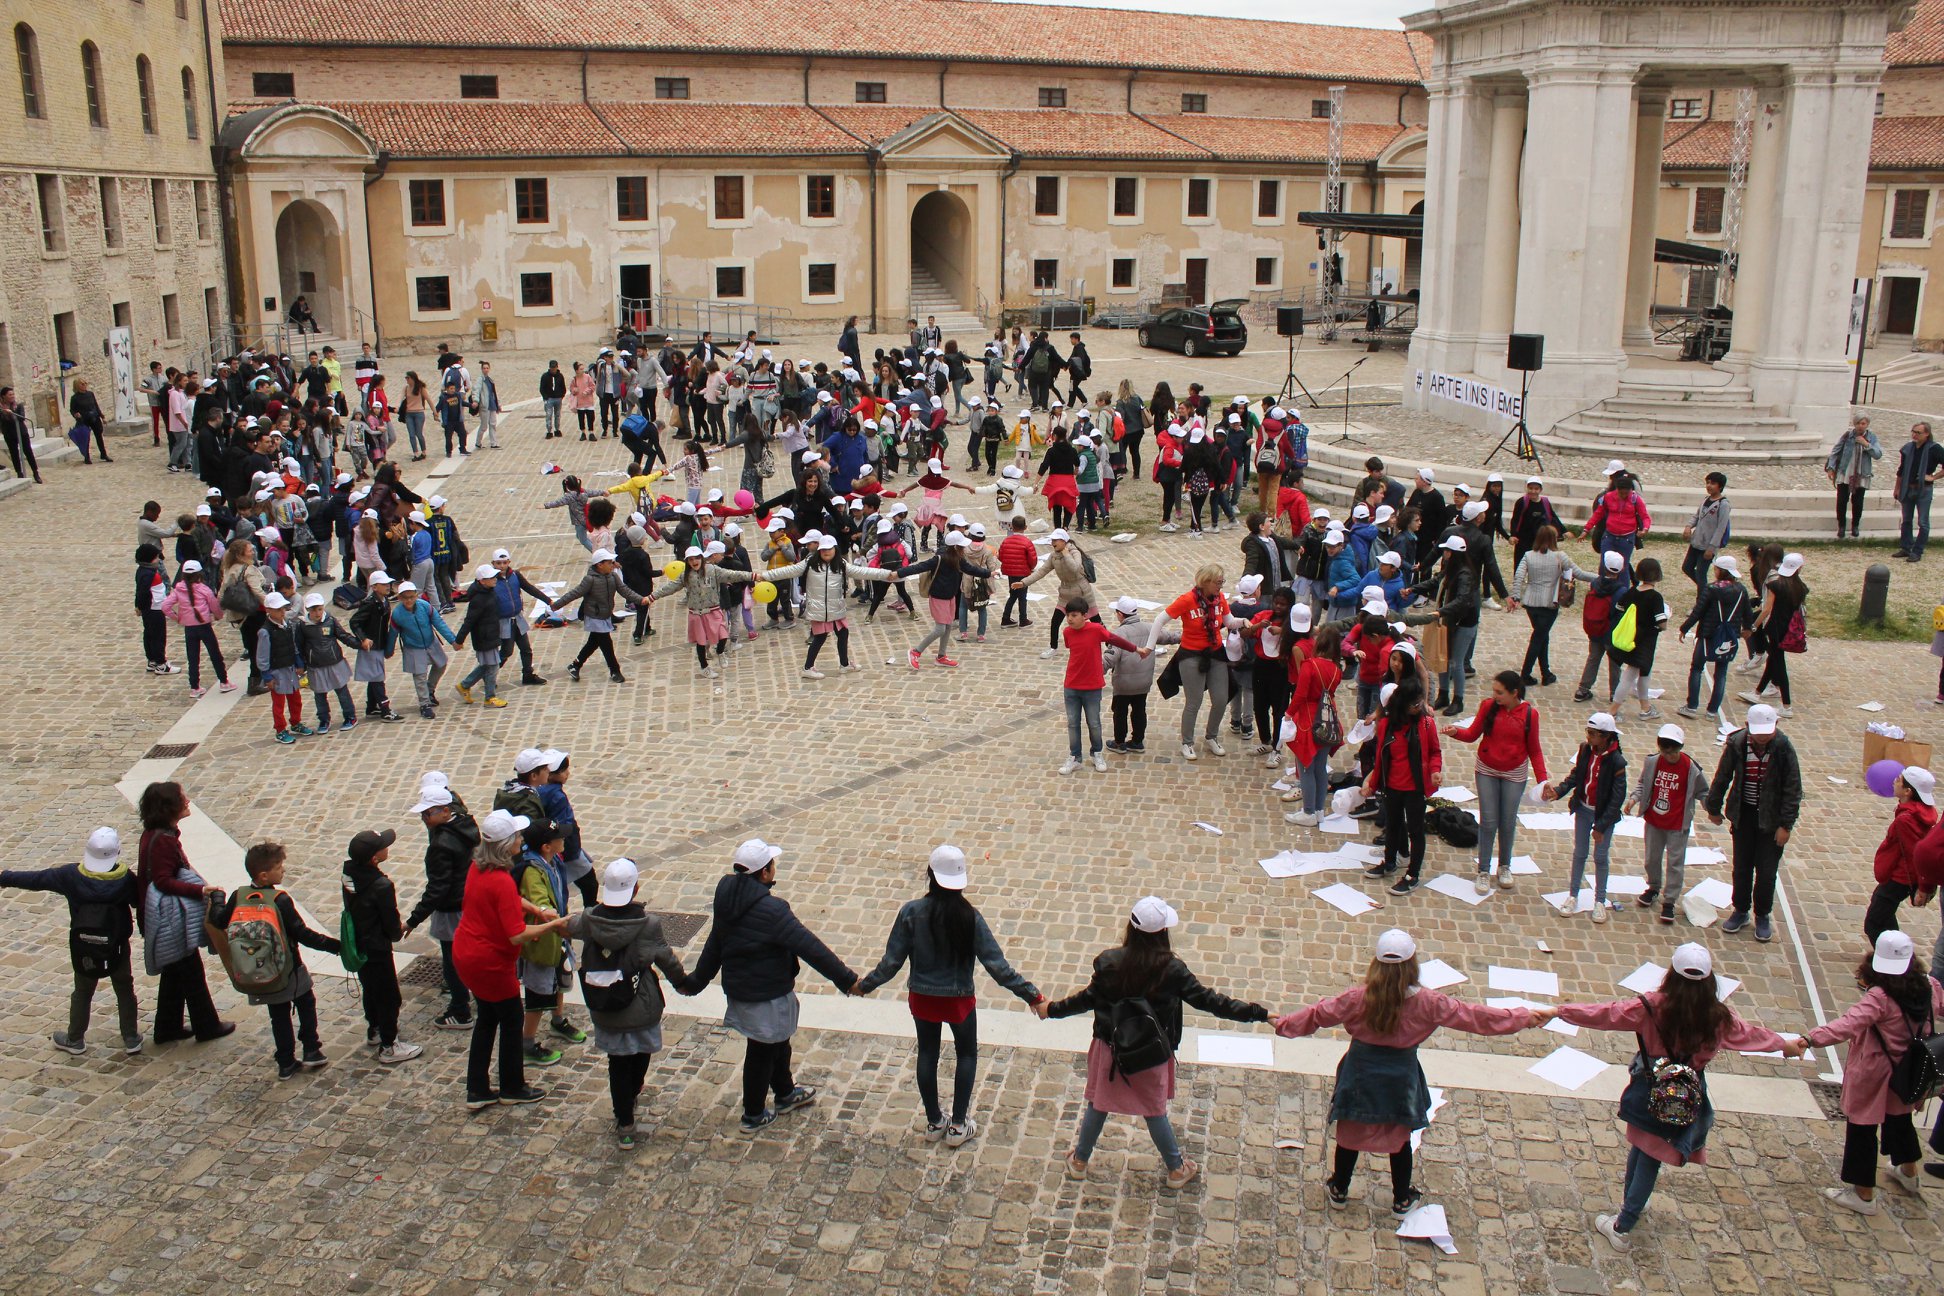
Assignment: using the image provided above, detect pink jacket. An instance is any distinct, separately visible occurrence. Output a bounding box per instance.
[1807,980,1944,1125]
[1276,985,1530,1048]
[159,578,221,627]
[569,372,597,410]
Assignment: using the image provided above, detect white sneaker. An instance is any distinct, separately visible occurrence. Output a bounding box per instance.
[1092,753,1108,772]
[1181,744,1198,761]
[1159,522,1179,533]
[1205,738,1226,757]
[1285,810,1321,826]
[378,1041,424,1064]
[1059,757,1081,775]
[1824,1186,1879,1215]
[800,668,825,680]
[1486,598,1503,611]
[1497,871,1514,889]
[840,663,863,672]
[1591,903,1610,924]
[1476,876,1494,900]
[1039,647,1059,660]
[1885,1165,1922,1195]
[945,1117,979,1148]
[1737,691,1763,705]
[1263,753,1282,769]
[1593,1214,1631,1253]
[700,665,718,678]
[1759,683,1780,697]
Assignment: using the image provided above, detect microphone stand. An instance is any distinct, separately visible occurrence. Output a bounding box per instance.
[1308,355,1369,443]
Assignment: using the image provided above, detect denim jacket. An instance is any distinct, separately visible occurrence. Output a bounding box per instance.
[855,896,1040,1001]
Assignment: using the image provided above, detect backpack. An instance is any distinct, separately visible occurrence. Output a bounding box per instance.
[578,934,644,1016]
[1310,665,1344,749]
[69,893,130,977]
[1609,601,1639,653]
[221,886,293,996]
[1582,584,1613,637]
[1427,803,1479,848]
[1107,995,1172,1079]
[1633,995,1707,1127]
[1875,999,1944,1105]
[1255,432,1281,473]
[338,906,367,974]
[1779,607,1807,654]
[219,573,261,616]
[331,581,364,611]
[1076,545,1097,584]
[1706,588,1745,661]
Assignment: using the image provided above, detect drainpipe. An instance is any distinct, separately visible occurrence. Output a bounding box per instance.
[1397,88,1411,127]
[939,60,949,109]
[868,149,881,332]
[1127,67,1138,112]
[997,151,1021,314]
[360,149,392,352]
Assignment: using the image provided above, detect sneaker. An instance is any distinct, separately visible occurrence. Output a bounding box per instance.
[1090,752,1107,773]
[278,1060,301,1079]
[1573,689,1593,703]
[549,1017,588,1043]
[1593,1213,1631,1252]
[1250,743,1274,756]
[434,1012,472,1031]
[154,662,179,674]
[1364,863,1393,880]
[418,706,436,720]
[522,673,548,686]
[1824,1186,1879,1215]
[1591,902,1609,924]
[1039,647,1059,660]
[1636,888,1660,908]
[946,1118,979,1148]
[378,1041,423,1064]
[1127,742,1144,753]
[300,1049,328,1069]
[1722,910,1751,934]
[1476,875,1495,900]
[1498,871,1514,890]
[1754,916,1774,942]
[935,655,959,668]
[840,663,863,673]
[1206,738,1226,757]
[499,1086,547,1105]
[1885,1165,1922,1194]
[1104,740,1128,753]
[523,1041,564,1067]
[189,687,207,698]
[1181,744,1199,761]
[1659,901,1676,924]
[1391,1188,1424,1218]
[1065,1154,1090,1180]
[339,718,356,732]
[924,1119,948,1143]
[367,1026,381,1048]
[455,683,475,704]
[1164,1158,1201,1189]
[616,1125,638,1150]
[484,696,508,708]
[1387,875,1419,896]
[1676,705,1699,718]
[909,649,924,670]
[123,1033,143,1054]
[801,668,825,680]
[1639,707,1662,721]
[1059,757,1082,775]
[1325,1179,1349,1209]
[699,666,717,678]
[51,1031,85,1055]
[741,1109,779,1134]
[379,709,404,723]
[1263,753,1282,769]
[568,663,581,682]
[1285,810,1321,827]
[275,730,298,744]
[465,1088,500,1111]
[1159,522,1179,533]
[776,1085,818,1114]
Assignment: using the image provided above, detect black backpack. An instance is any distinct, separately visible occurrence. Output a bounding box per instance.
[1877,996,1944,1105]
[331,582,364,611]
[1107,996,1172,1079]
[1428,803,1479,848]
[69,895,130,977]
[578,935,643,1016]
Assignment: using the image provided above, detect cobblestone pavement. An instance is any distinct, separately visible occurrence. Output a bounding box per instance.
[0,331,1941,1295]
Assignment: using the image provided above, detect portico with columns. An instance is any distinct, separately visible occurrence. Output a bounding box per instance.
[1404,0,1916,460]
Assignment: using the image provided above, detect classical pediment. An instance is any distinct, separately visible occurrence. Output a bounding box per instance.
[877,112,1013,163]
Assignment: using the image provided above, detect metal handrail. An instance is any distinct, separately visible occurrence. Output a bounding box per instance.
[652,295,795,342]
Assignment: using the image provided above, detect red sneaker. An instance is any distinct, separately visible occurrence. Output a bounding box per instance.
[907,649,922,671]
[936,655,960,667]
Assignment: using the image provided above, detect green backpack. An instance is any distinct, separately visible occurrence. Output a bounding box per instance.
[338,908,367,973]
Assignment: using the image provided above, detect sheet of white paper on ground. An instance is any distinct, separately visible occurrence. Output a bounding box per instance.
[1648,688,1665,699]
[1318,815,1362,834]
[1859,701,1886,712]
[1542,889,1596,914]
[1529,1045,1610,1092]
[1606,875,1650,896]
[1688,877,1735,908]
[1488,965,1560,997]
[1313,883,1378,915]
[1509,855,1542,875]
[1417,958,1468,990]
[1684,846,1728,868]
[1270,780,1294,792]
[1338,844,1386,865]
[1519,812,1576,831]
[1395,1203,1457,1254]
[1425,874,1492,906]
[1613,816,1646,839]
[1024,591,1049,602]
[1828,776,1850,784]
[1431,786,1476,803]
[1196,1032,1275,1067]
[1544,1017,1581,1037]
[1191,822,1224,835]
[1619,962,1666,994]
[1110,533,1138,544]
[1257,854,1304,879]
[1715,976,1741,1001]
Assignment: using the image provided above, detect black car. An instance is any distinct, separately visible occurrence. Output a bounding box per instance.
[1137,300,1249,357]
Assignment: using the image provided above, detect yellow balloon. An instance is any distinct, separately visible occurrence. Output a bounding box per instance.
[752,580,778,605]
[662,561,685,580]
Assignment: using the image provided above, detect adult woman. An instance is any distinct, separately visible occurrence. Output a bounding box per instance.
[1017,529,1102,658]
[1509,525,1590,687]
[1283,618,1343,826]
[1181,426,1223,537]
[1362,680,1442,893]
[1405,534,1480,715]
[1146,563,1243,760]
[763,532,893,678]
[134,781,234,1044]
[1277,929,1539,1215]
[702,360,728,442]
[747,356,780,430]
[398,371,431,461]
[1444,671,1548,894]
[855,845,1043,1145]
[569,361,598,439]
[1047,895,1267,1190]
[664,357,691,436]
[777,358,810,422]
[1114,379,1148,478]
[1803,930,1944,1214]
[721,411,772,499]
[1825,415,1883,540]
[219,541,270,693]
[1559,944,1799,1250]
[1148,380,1176,443]
[68,377,111,463]
[1745,552,1806,717]
[453,808,561,1110]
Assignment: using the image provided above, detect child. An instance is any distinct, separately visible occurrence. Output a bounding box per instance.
[341,828,423,1063]
[959,523,998,642]
[389,580,456,718]
[910,457,967,552]
[1,827,142,1055]
[514,819,584,1068]
[1625,723,1711,924]
[1103,596,1175,754]
[349,571,401,721]
[865,520,913,620]
[210,841,341,1079]
[135,544,177,675]
[452,564,509,708]
[296,591,361,731]
[556,548,649,683]
[256,592,314,743]
[1863,766,1937,943]
[1361,680,1442,892]
[427,495,460,610]
[673,439,709,506]
[1343,605,1397,720]
[1609,557,1669,721]
[537,749,597,909]
[1059,597,1149,772]
[541,475,593,550]
[404,781,480,1030]
[720,524,759,641]
[762,518,801,626]
[1542,712,1628,921]
[997,516,1037,627]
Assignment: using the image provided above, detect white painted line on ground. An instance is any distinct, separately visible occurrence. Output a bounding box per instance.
[1776,876,1842,1083]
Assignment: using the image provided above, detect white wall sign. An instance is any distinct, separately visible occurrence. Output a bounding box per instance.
[1846,277,1869,358]
[1415,369,1521,420]
[107,327,138,422]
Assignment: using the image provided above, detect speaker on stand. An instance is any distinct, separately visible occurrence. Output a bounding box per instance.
[1277,307,1319,408]
[1486,334,1545,471]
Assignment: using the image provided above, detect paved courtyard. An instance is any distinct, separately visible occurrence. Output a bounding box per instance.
[0,326,1941,1295]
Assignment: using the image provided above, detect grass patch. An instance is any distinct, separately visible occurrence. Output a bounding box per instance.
[1805,602,1930,644]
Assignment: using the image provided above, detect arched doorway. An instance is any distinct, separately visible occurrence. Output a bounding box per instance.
[910,189,973,314]
[1402,200,1425,295]
[274,199,343,333]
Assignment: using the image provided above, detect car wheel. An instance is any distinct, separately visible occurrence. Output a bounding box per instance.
[1137,327,1152,348]
[1182,336,1200,357]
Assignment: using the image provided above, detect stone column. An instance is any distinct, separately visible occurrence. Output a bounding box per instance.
[1724,86,1786,371]
[1405,75,1497,401]
[1621,93,1667,352]
[1475,89,1527,357]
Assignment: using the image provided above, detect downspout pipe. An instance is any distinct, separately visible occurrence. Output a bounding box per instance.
[198,0,240,338]
[360,149,392,352]
[997,151,1021,315]
[869,149,881,332]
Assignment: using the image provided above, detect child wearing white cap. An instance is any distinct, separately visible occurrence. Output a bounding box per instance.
[256,592,315,743]
[1701,702,1800,941]
[1862,766,1936,943]
[1557,945,1801,1249]
[348,573,402,722]
[1045,896,1268,1190]
[1277,928,1545,1215]
[556,549,649,683]
[890,537,992,670]
[1,828,143,1055]
[1540,713,1628,920]
[1624,723,1710,923]
[645,545,758,676]
[388,581,458,718]
[452,565,509,708]
[909,457,970,552]
[1675,553,1751,719]
[295,590,362,731]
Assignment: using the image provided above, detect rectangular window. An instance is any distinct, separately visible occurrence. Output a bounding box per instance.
[52,311,78,365]
[113,301,132,330]
[654,77,689,100]
[1254,256,1277,287]
[1257,179,1281,219]
[1668,98,1703,120]
[1891,189,1931,240]
[805,174,835,220]
[1685,267,1719,308]
[152,179,174,245]
[161,292,181,341]
[415,275,451,312]
[855,81,885,103]
[408,178,446,227]
[1692,185,1724,235]
[514,177,548,224]
[1876,91,1886,116]
[1312,99,1331,119]
[519,272,554,309]
[1181,93,1206,114]
[99,177,122,250]
[192,180,210,241]
[1112,177,1139,218]
[715,265,746,299]
[806,263,837,297]
[713,175,744,221]
[459,74,498,100]
[615,176,649,222]
[36,173,63,252]
[1186,177,1211,219]
[252,71,294,98]
[1032,258,1059,290]
[1033,176,1060,217]
[1037,87,1066,108]
[1111,257,1135,289]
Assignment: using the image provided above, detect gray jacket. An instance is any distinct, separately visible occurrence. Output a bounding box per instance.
[764,558,892,623]
[1511,550,1593,609]
[557,566,644,622]
[566,906,685,1033]
[855,896,1039,1001]
[1103,614,1179,695]
[1686,495,1732,552]
[1630,751,1711,834]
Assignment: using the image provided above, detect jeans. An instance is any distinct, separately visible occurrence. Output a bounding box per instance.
[609,1051,654,1127]
[913,1010,978,1125]
[267,989,322,1068]
[1615,1145,1662,1232]
[1476,772,1526,874]
[1577,635,1617,697]
[403,411,427,456]
[1177,655,1231,745]
[442,419,469,457]
[1443,623,1478,705]
[1226,665,1255,734]
[477,408,499,447]
[312,684,356,727]
[1521,605,1558,679]
[1899,485,1933,556]
[1111,694,1147,746]
[357,950,401,1047]
[460,658,500,701]
[1569,802,1613,903]
[543,398,563,434]
[438,938,472,1020]
[742,1037,796,1119]
[1685,641,1732,714]
[956,601,989,638]
[1065,686,1104,760]
[1842,1115,1920,1188]
[1643,824,1690,901]
[502,628,537,677]
[69,948,141,1043]
[1863,881,1911,944]
[1729,813,1784,918]
[1074,1103,1182,1170]
[467,994,526,1096]
[1300,749,1331,816]
[1383,788,1427,877]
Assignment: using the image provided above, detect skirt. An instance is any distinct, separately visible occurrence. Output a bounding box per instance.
[352,649,389,683]
[470,646,502,668]
[811,618,849,635]
[307,659,352,692]
[686,607,728,645]
[401,642,448,674]
[1081,1037,1174,1118]
[265,667,301,694]
[1043,473,1079,510]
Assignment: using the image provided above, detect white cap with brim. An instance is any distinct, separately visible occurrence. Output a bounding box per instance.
[928,844,969,890]
[1602,550,1625,571]
[410,786,454,813]
[1745,703,1779,735]
[479,809,529,843]
[263,592,290,609]
[590,548,617,563]
[368,571,393,585]
[303,591,327,608]
[1587,711,1620,734]
[733,838,783,872]
[180,559,204,573]
[1289,604,1313,633]
[1710,554,1739,576]
[1872,929,1916,975]
[1439,535,1467,552]
[598,858,639,907]
[475,564,497,581]
[1902,766,1936,806]
[1671,942,1713,979]
[1379,682,1397,706]
[1378,551,1401,567]
[1111,595,1139,615]
[1375,928,1416,963]
[513,747,549,775]
[395,581,417,593]
[1130,895,1179,933]
[82,827,122,874]
[1657,723,1687,746]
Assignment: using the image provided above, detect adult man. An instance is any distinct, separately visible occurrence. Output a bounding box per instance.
[142,360,170,446]
[690,330,718,362]
[1024,332,1063,413]
[594,349,626,437]
[1703,703,1800,943]
[1064,332,1092,407]
[1404,467,1448,579]
[474,361,502,449]
[353,343,379,404]
[923,316,943,350]
[538,360,566,438]
[1680,472,1732,589]
[299,351,331,407]
[1891,421,1944,562]
[677,839,857,1133]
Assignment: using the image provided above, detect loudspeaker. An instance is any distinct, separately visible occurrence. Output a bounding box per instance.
[1277,306,1305,337]
[1507,333,1545,372]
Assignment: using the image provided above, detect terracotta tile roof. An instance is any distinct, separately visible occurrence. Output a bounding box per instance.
[219,0,1424,84]
[1888,0,1944,65]
[298,100,627,157]
[1152,116,1409,164]
[596,103,867,156]
[954,109,1208,159]
[1662,116,1944,171]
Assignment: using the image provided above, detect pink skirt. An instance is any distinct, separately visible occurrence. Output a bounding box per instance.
[1043,473,1079,510]
[914,492,947,527]
[928,596,956,625]
[686,607,728,645]
[810,618,849,635]
[1082,1038,1175,1117]
[1336,1119,1411,1155]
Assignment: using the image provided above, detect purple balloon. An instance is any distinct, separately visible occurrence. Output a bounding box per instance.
[1867,759,1906,798]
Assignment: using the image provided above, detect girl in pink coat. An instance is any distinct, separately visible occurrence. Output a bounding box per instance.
[1804,930,1944,1214]
[1557,943,1799,1251]
[1275,929,1540,1216]
[158,560,234,696]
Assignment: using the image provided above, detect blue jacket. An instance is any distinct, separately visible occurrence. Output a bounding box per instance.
[1358,570,1408,611]
[389,599,455,649]
[1326,552,1363,609]
[494,569,549,617]
[409,528,433,565]
[536,783,583,867]
[1346,522,1380,574]
[820,430,873,493]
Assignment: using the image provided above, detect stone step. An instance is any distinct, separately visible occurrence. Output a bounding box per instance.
[1613,376,1755,400]
[1552,419,1819,448]
[1584,409,1801,434]
[1597,395,1777,416]
[0,434,87,500]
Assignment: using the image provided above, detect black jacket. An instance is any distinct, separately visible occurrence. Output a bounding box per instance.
[341,858,403,954]
[1706,731,1802,832]
[0,862,137,942]
[451,579,500,649]
[1047,950,1265,1049]
[617,542,658,601]
[679,870,855,1003]
[349,593,392,653]
[539,369,567,400]
[1552,741,1628,833]
[1407,486,1449,547]
[407,810,478,928]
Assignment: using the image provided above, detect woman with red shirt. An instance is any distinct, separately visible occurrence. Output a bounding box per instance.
[1362,680,1442,893]
[1147,564,1245,761]
[454,808,567,1110]
[1444,671,1549,897]
[135,781,235,1044]
[1284,621,1344,826]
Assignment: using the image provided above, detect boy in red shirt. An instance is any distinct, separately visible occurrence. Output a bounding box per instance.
[1060,597,1147,774]
[1864,766,1938,943]
[998,517,1038,628]
[1624,722,1707,923]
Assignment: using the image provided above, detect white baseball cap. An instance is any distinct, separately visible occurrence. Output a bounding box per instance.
[1486,473,1503,485]
[1352,505,1371,521]
[367,571,393,586]
[944,533,971,548]
[1324,527,1346,545]
[1375,928,1416,963]
[1872,929,1916,975]
[1602,551,1625,572]
[263,592,290,609]
[1776,552,1804,578]
[928,844,969,890]
[947,513,967,527]
[258,526,282,543]
[478,809,530,843]
[1001,465,1024,480]
[474,564,497,581]
[1745,703,1779,735]
[683,545,704,559]
[1130,895,1179,933]
[1417,467,1436,483]
[968,523,987,540]
[765,517,787,533]
[1710,554,1740,576]
[590,547,617,563]
[815,534,838,551]
[82,827,122,874]
[733,838,783,872]
[1453,482,1473,498]
[1438,535,1467,552]
[493,548,512,562]
[1392,639,1418,659]
[1111,595,1140,615]
[1374,506,1395,524]
[1048,528,1070,542]
[705,541,727,556]
[1379,682,1397,706]
[395,581,417,593]
[180,559,204,573]
[1670,942,1713,980]
[1362,597,1388,617]
[1587,711,1620,734]
[598,858,639,907]
[1237,574,1264,596]
[1902,767,1936,805]
[303,591,327,609]
[410,786,454,813]
[513,747,550,775]
[1378,550,1402,567]
[1289,604,1313,633]
[724,523,743,538]
[194,504,212,518]
[1657,723,1687,746]
[1604,459,1626,476]
[428,495,447,509]
[1461,501,1488,520]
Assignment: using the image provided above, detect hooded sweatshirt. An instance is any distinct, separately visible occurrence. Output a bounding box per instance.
[565,904,687,1032]
[680,870,855,1003]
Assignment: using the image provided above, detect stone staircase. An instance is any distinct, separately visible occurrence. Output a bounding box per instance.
[0,430,86,500]
[908,262,985,336]
[1537,374,1825,463]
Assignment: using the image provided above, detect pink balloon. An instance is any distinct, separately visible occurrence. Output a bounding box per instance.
[733,489,755,510]
[1866,758,1905,798]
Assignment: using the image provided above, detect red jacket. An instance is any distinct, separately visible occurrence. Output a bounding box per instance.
[1588,489,1650,538]
[1370,714,1442,794]
[1062,622,1140,690]
[1450,699,1548,783]
[1914,814,1944,890]
[1288,654,1342,767]
[1875,800,1938,887]
[998,533,1037,577]
[1341,625,1395,686]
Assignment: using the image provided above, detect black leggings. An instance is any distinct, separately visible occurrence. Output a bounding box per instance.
[1332,1145,1413,1199]
[609,1051,654,1127]
[914,1010,979,1126]
[574,631,620,674]
[467,994,525,1096]
[1126,437,1143,478]
[742,1037,796,1119]
[575,407,596,431]
[365,680,392,714]
[1160,474,1180,523]
[1382,788,1427,878]
[868,580,912,615]
[1836,483,1867,532]
[1757,645,1791,706]
[1189,490,1209,530]
[1253,663,1290,746]
[805,626,851,669]
[1050,503,1073,529]
[1521,605,1559,679]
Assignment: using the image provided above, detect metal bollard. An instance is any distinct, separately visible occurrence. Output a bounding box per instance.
[1860,562,1891,626]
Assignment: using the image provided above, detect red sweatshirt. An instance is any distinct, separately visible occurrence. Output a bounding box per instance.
[1342,625,1395,685]
[998,533,1038,577]
[1449,699,1548,783]
[1370,714,1443,794]
[1062,621,1140,690]
[1875,799,1938,887]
